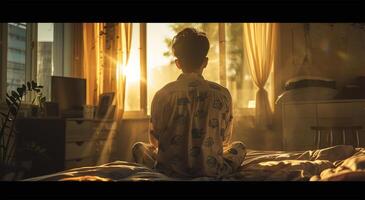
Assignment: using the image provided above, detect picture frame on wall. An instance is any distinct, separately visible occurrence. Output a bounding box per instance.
[95,92,115,120]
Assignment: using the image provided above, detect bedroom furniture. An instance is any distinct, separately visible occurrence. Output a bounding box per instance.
[16,117,118,178]
[282,99,365,150]
[65,118,118,169]
[310,126,362,148]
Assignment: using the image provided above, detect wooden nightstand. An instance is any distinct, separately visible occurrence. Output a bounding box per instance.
[16,117,118,178]
[65,118,118,169]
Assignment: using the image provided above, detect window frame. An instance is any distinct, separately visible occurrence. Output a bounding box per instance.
[1,23,275,118]
[1,23,36,103]
[1,23,69,105]
[122,23,275,119]
[123,23,229,119]
[1,23,7,102]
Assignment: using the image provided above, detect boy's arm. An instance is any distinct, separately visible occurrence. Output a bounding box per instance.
[149,121,159,148]
[149,92,163,149]
[223,92,233,147]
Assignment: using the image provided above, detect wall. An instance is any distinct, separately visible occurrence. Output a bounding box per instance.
[277,23,365,95]
[273,23,365,149]
[115,118,149,162]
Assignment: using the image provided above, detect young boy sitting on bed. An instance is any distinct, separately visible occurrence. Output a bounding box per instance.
[132,28,246,178]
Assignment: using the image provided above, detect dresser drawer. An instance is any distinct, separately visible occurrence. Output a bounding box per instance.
[96,130,117,140]
[94,121,117,131]
[65,157,95,169]
[66,120,97,140]
[65,140,96,160]
[284,103,317,118]
[317,102,365,118]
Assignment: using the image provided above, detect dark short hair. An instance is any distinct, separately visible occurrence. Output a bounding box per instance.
[172,28,210,70]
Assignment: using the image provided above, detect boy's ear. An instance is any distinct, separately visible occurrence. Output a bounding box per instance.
[202,57,208,69]
[175,59,182,69]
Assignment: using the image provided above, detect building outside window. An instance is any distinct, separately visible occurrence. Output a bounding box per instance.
[37,23,54,100]
[7,23,27,93]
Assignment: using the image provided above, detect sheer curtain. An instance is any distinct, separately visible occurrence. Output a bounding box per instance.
[243,23,278,129]
[81,23,133,119]
[82,23,104,106]
[115,23,133,119]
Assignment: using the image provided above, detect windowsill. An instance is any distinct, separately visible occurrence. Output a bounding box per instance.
[122,111,150,120]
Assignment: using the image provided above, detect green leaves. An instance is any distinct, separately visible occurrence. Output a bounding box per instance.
[1,80,45,165]
[11,91,20,101]
[17,88,24,97]
[6,95,18,110]
[27,82,31,91]
[31,81,37,89]
[40,96,46,104]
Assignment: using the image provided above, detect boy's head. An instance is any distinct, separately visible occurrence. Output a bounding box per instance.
[172,28,210,73]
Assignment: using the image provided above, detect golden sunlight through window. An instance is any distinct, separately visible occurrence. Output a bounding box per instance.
[124,23,141,111]
[147,23,220,115]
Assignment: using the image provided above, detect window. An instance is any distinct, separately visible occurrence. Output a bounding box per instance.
[146,23,220,114]
[226,23,256,110]
[124,23,141,111]
[37,23,54,100]
[226,23,274,113]
[122,23,275,117]
[7,23,27,93]
[1,23,74,104]
[146,23,178,115]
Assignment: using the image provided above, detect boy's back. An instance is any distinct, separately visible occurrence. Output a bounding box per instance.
[132,28,246,178]
[150,72,233,177]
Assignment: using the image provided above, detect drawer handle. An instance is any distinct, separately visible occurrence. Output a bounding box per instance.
[76,141,84,146]
[75,158,82,162]
[75,120,84,124]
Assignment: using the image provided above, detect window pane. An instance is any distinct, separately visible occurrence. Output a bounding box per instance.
[147,23,220,114]
[124,23,141,111]
[37,23,54,100]
[226,23,273,111]
[7,23,27,93]
[147,23,179,115]
[226,23,256,110]
[201,23,220,84]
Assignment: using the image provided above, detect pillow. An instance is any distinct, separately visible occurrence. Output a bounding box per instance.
[285,76,336,91]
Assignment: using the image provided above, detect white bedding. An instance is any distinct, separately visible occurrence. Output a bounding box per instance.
[25,145,365,181]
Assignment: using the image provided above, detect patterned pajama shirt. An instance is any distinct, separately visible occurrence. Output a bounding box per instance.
[132,73,246,178]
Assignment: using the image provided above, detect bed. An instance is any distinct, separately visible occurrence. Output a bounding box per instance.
[24,145,365,181]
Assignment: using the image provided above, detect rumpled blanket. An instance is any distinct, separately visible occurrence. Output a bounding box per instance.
[24,145,365,181]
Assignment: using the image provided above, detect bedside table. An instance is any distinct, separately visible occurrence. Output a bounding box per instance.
[16,117,118,178]
[65,118,118,169]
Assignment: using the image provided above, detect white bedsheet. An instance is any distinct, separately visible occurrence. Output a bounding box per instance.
[25,145,365,181]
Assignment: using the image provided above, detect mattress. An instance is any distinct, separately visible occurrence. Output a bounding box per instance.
[24,145,365,181]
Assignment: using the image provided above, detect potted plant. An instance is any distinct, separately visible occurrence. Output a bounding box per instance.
[0,81,45,180]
